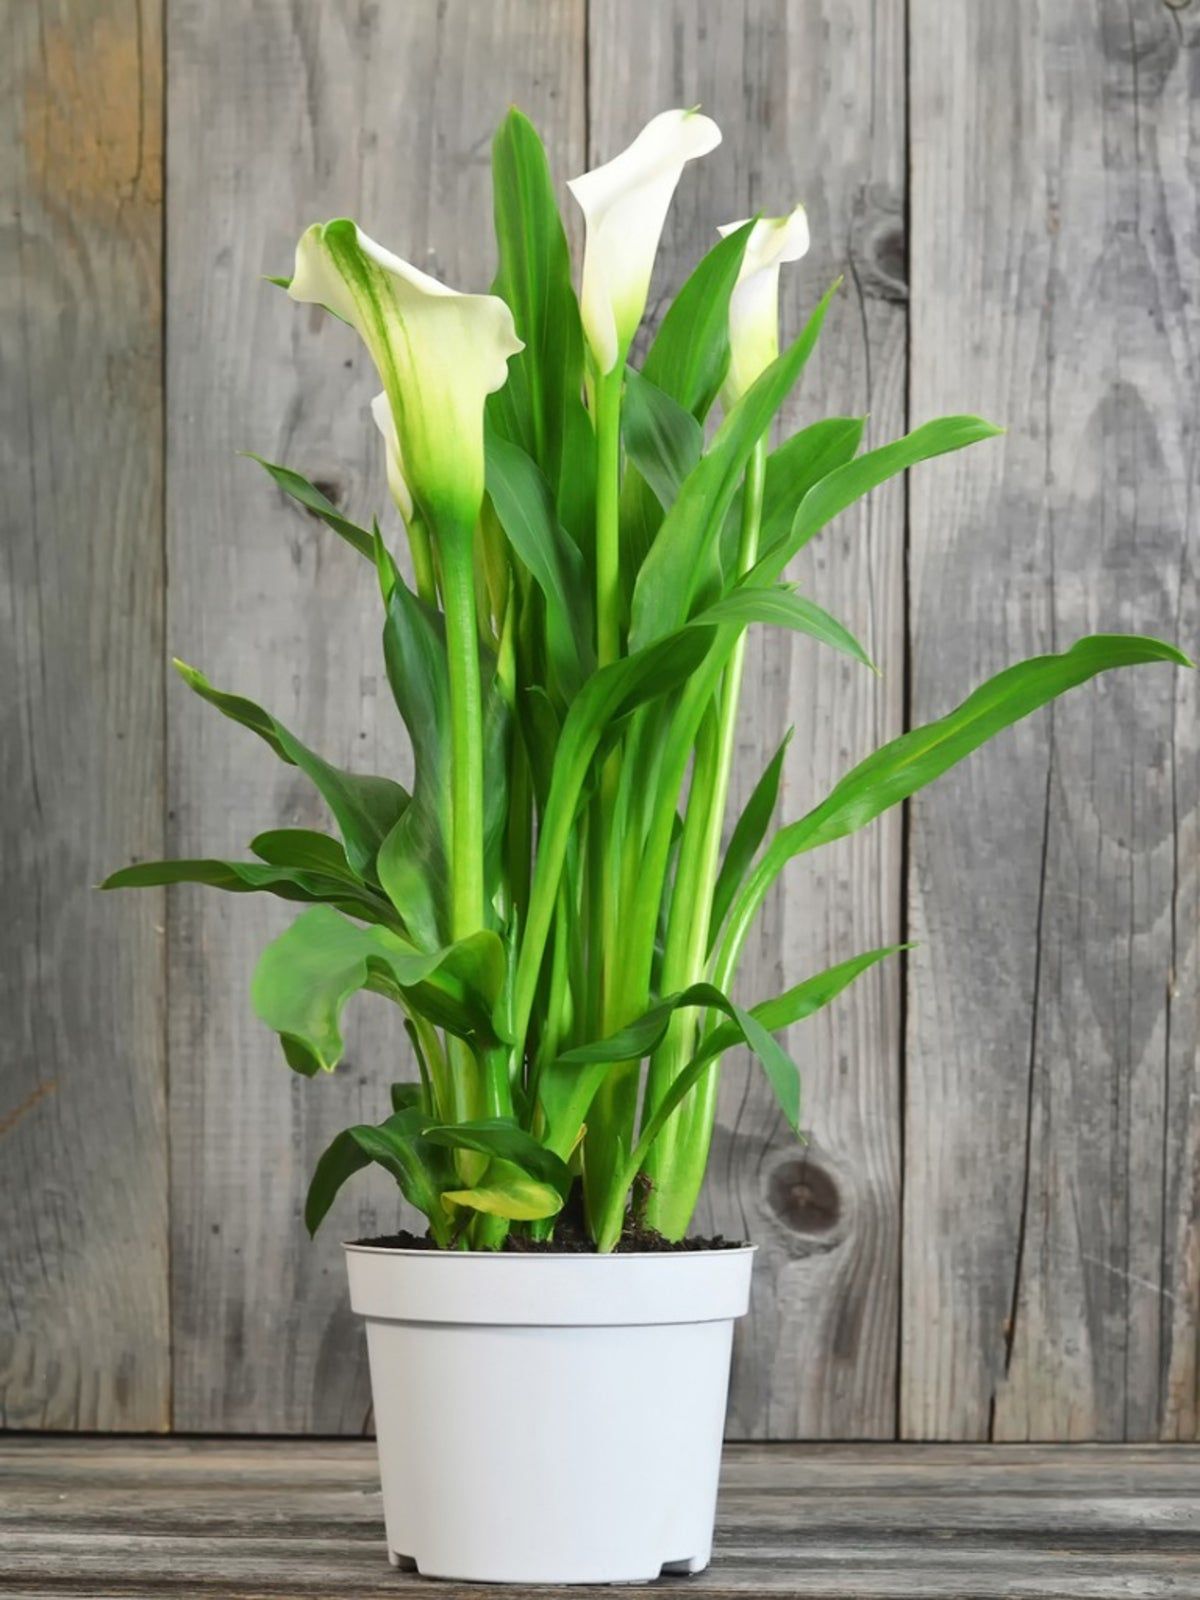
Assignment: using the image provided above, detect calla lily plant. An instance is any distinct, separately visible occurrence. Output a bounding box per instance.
[105,108,1190,1251]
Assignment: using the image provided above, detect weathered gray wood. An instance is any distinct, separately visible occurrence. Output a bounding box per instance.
[4,1439,1200,1597]
[904,1,1199,1439]
[165,0,586,1431]
[589,0,907,1439]
[0,0,169,1428]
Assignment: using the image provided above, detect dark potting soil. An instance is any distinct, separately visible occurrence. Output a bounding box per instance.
[352,1223,744,1254]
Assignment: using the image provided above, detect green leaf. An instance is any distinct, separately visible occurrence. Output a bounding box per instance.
[243,454,375,560]
[594,946,906,1250]
[697,585,877,672]
[694,947,906,1077]
[709,727,793,952]
[485,430,593,698]
[305,1108,450,1239]
[640,221,753,421]
[615,226,755,594]
[173,660,409,880]
[628,280,841,652]
[420,1117,571,1190]
[305,1130,375,1236]
[773,633,1192,860]
[250,829,356,877]
[377,578,453,943]
[99,857,397,927]
[251,906,510,1076]
[442,1159,564,1222]
[349,1117,448,1224]
[751,415,1004,584]
[514,624,717,1043]
[488,107,594,548]
[717,636,1193,979]
[545,980,798,1150]
[722,417,865,574]
[621,367,703,514]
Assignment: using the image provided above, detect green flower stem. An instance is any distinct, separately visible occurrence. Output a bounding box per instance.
[438,531,486,941]
[640,436,768,1237]
[581,363,630,1223]
[406,513,438,607]
[593,364,624,673]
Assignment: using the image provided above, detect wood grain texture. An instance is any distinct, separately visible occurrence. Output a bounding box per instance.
[4,1438,1200,1597]
[904,0,1199,1440]
[165,0,585,1432]
[0,0,168,1428]
[589,0,907,1439]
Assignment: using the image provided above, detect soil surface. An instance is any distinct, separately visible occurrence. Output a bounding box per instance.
[352,1222,744,1253]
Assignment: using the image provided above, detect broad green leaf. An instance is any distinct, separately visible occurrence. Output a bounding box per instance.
[390,1082,428,1114]
[420,1117,571,1190]
[442,1158,564,1221]
[708,727,793,952]
[305,1129,373,1235]
[721,417,865,574]
[751,415,1004,584]
[697,585,877,671]
[173,660,409,880]
[244,454,374,560]
[488,107,594,547]
[628,281,840,652]
[100,857,397,927]
[640,221,753,421]
[305,1108,450,1239]
[349,1117,448,1225]
[621,366,703,514]
[250,829,356,877]
[485,430,592,698]
[251,905,509,1076]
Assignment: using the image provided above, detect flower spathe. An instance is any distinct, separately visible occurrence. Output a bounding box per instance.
[369,391,413,526]
[568,109,722,375]
[289,220,522,543]
[718,206,810,403]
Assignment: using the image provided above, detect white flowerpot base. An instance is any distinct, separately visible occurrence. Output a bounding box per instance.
[345,1243,755,1585]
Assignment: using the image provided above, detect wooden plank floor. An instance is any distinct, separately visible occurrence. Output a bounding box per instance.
[2,1440,1199,1598]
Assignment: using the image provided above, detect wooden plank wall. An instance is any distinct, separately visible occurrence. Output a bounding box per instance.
[1,0,1195,1439]
[904,0,1199,1441]
[1,0,168,1430]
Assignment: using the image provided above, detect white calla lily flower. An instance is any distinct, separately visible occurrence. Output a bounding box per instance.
[718,206,810,403]
[568,109,722,375]
[289,220,522,541]
[369,391,413,525]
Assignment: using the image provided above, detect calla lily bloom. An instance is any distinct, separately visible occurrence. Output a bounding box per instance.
[717,206,810,403]
[568,109,721,375]
[369,391,413,525]
[289,220,522,542]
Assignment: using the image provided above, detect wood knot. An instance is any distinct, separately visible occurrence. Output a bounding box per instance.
[310,478,344,507]
[768,1158,841,1235]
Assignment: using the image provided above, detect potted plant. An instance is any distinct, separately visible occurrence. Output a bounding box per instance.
[105,107,1189,1584]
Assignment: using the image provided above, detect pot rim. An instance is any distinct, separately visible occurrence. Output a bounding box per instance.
[343,1240,757,1259]
[343,1240,757,1324]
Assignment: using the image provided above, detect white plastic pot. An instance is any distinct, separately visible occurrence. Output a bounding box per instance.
[345,1242,755,1584]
